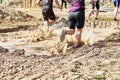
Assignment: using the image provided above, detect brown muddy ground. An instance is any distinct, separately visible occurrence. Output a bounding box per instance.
[0,7,120,80]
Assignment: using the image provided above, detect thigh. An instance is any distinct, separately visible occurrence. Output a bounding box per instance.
[42,12,49,21]
[114,0,120,7]
[49,10,56,20]
[89,3,94,9]
[96,1,100,10]
[68,12,76,29]
[75,11,85,29]
[42,9,56,20]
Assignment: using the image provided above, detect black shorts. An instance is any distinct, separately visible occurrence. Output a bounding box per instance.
[68,11,85,29]
[114,0,120,7]
[90,1,100,10]
[42,9,56,21]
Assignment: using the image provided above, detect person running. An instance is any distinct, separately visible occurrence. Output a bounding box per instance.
[113,0,120,21]
[61,0,67,9]
[88,0,100,20]
[37,0,62,26]
[60,0,85,48]
[30,0,32,7]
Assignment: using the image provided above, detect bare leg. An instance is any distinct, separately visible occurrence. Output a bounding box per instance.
[64,2,67,8]
[74,29,82,47]
[114,6,118,21]
[88,9,94,20]
[30,0,32,7]
[61,0,63,8]
[66,29,75,35]
[43,20,57,33]
[43,21,49,32]
[60,28,83,48]
[60,29,75,42]
[95,9,99,19]
[48,20,57,26]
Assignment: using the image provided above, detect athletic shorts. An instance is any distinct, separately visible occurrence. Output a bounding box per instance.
[68,11,85,29]
[89,1,100,10]
[42,9,56,21]
[114,0,120,7]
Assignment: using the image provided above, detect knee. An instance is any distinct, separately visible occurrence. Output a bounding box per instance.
[76,29,82,35]
[70,30,75,35]
[66,29,75,35]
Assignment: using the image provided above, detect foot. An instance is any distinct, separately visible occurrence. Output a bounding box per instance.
[88,16,90,20]
[114,18,117,21]
[60,29,66,42]
[72,43,80,49]
[95,17,98,20]
[56,16,59,20]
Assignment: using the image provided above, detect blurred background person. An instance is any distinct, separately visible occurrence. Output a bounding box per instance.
[61,0,67,9]
[113,0,120,21]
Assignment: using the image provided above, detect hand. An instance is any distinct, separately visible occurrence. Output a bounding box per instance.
[101,3,104,6]
[60,7,62,11]
[58,6,62,11]
[90,0,94,4]
[37,0,42,7]
[110,0,112,3]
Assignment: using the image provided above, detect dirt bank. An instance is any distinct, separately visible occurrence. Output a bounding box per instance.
[0,6,120,80]
[0,31,120,80]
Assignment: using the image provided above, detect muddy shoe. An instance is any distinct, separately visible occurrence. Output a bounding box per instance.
[95,17,98,20]
[72,43,83,49]
[114,18,117,21]
[60,29,66,42]
[56,16,59,20]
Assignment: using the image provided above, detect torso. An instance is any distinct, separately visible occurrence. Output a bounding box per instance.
[69,0,85,12]
[94,0,99,2]
[42,0,53,10]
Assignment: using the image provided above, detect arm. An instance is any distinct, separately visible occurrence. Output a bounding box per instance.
[101,0,105,6]
[90,0,94,4]
[110,0,112,2]
[37,0,42,7]
[102,0,105,3]
[64,0,70,3]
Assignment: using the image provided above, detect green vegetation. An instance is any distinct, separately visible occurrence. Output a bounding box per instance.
[94,75,106,80]
[85,2,89,7]
[112,77,120,80]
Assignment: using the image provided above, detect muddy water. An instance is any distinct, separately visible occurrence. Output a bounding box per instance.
[0,32,120,80]
[0,23,59,56]
[0,19,120,80]
[0,6,120,79]
[0,20,119,56]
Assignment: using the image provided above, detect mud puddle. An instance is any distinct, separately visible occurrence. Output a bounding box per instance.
[0,21,119,56]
